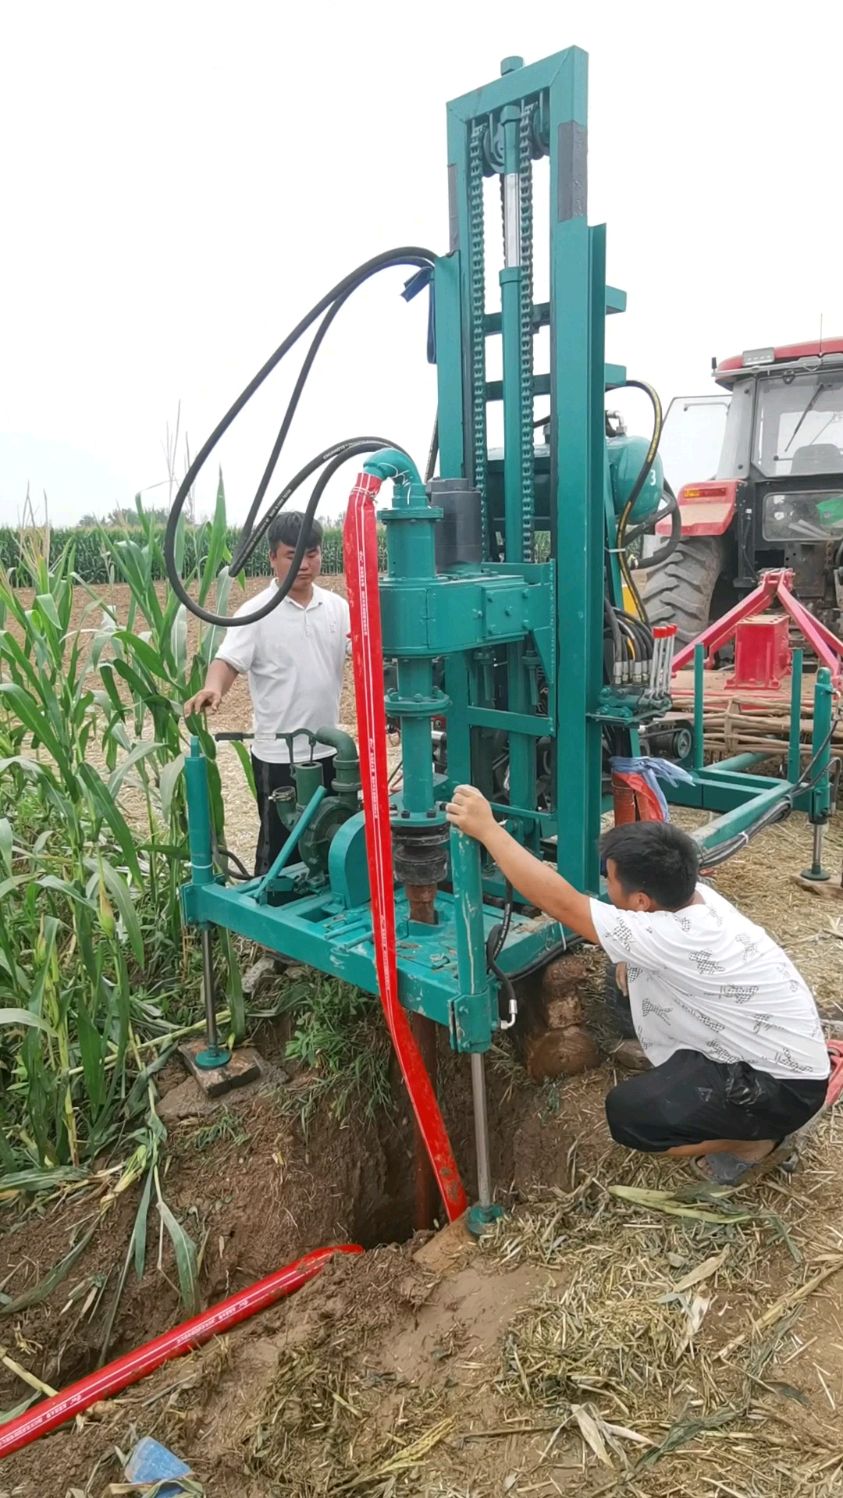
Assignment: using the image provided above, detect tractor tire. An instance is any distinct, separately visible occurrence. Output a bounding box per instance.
[639,535,725,645]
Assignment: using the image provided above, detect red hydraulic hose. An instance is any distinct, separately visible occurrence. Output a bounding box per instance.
[344,473,468,1223]
[0,1244,360,1461]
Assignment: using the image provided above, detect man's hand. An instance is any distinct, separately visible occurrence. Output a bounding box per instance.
[616,962,628,996]
[184,661,238,718]
[184,685,222,717]
[445,785,497,846]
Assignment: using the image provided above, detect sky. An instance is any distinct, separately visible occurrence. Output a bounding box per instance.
[2,0,843,527]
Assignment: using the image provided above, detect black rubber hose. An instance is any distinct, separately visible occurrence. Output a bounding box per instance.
[614,380,664,625]
[624,482,677,547]
[224,432,407,591]
[626,488,682,572]
[424,418,439,483]
[230,289,356,574]
[614,615,641,669]
[604,595,624,666]
[615,608,653,658]
[164,247,436,625]
[632,497,681,570]
[179,437,407,631]
[487,882,514,964]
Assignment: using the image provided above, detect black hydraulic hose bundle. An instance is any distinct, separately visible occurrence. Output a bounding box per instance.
[486,882,518,1023]
[613,380,663,625]
[163,248,437,628]
[700,716,841,870]
[624,482,681,571]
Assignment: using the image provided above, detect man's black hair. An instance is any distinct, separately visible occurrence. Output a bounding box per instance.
[599,821,699,909]
[267,511,323,553]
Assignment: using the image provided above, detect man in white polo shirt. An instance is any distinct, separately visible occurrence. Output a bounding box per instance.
[184,512,350,874]
[445,786,829,1185]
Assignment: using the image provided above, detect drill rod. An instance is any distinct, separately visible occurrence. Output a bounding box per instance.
[470,1052,493,1208]
[200,927,220,1054]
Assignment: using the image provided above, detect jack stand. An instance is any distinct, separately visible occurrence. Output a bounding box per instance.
[467,1053,503,1238]
[179,928,262,1100]
[802,822,831,883]
[196,928,231,1069]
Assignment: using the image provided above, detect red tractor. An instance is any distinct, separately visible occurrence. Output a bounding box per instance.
[643,340,843,642]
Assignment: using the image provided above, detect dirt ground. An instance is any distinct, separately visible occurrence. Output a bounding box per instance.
[3,577,843,1495]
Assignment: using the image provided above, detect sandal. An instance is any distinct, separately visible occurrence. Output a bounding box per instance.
[692,1137,794,1186]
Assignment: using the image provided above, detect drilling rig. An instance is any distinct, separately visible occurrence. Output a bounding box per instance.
[165,47,837,1232]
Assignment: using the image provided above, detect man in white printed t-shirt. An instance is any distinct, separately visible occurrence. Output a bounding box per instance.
[446,786,829,1185]
[184,512,350,875]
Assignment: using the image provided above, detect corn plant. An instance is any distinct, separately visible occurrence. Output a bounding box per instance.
[0,495,251,1313]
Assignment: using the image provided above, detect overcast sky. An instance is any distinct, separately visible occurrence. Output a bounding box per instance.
[3,0,842,527]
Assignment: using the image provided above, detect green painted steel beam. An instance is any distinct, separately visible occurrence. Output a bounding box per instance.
[465,706,553,735]
[446,47,587,127]
[484,286,624,334]
[485,369,628,400]
[693,782,791,854]
[182,881,565,1048]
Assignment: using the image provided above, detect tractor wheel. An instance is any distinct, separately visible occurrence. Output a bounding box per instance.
[639,535,726,645]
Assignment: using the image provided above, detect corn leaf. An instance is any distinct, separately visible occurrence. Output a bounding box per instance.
[79,764,142,883]
[98,858,144,965]
[0,1223,98,1314]
[0,1008,56,1037]
[158,754,185,822]
[157,1198,200,1316]
[107,741,162,800]
[229,739,256,798]
[76,998,105,1111]
[0,683,70,775]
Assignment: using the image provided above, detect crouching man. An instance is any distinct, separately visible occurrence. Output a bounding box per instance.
[445,787,829,1183]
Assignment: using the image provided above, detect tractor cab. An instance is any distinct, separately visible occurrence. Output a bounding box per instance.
[644,341,843,639]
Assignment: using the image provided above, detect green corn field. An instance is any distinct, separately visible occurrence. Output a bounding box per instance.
[0,491,256,1326]
[0,516,359,583]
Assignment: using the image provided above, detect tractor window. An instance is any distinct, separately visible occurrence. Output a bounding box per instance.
[753,371,843,477]
[658,395,731,493]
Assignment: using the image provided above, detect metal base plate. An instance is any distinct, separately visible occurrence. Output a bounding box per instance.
[179,1038,262,1098]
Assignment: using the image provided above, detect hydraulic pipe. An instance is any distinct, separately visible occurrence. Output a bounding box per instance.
[184,738,214,886]
[406,884,440,1231]
[196,926,229,1069]
[693,644,705,772]
[344,472,468,1223]
[470,1052,493,1208]
[788,649,804,785]
[0,1245,361,1461]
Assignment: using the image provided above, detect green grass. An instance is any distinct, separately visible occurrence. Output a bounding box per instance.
[191,1110,252,1152]
[278,973,393,1131]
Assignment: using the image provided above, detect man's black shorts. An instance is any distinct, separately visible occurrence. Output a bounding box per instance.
[606,1048,827,1153]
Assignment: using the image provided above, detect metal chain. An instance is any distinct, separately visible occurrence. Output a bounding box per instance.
[519,107,535,562]
[469,122,489,558]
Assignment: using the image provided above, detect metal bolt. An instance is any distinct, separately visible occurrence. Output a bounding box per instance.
[426,809,436,818]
